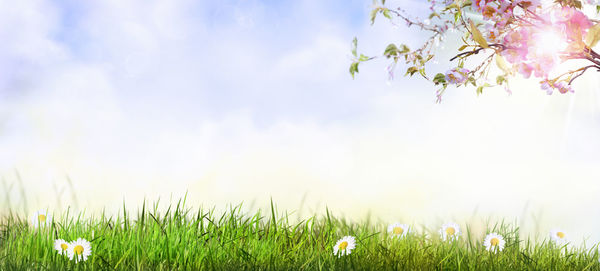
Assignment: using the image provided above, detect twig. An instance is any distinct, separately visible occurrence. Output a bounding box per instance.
[568,65,600,85]
[450,44,507,61]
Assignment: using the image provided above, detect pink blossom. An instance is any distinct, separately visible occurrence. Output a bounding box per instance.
[553,7,592,42]
[501,47,528,64]
[527,54,556,78]
[518,63,533,78]
[515,0,541,12]
[503,28,530,48]
[495,13,511,29]
[540,80,553,95]
[554,82,574,94]
[445,68,469,84]
[473,0,491,12]
[498,1,513,15]
[481,4,498,20]
[501,27,532,63]
[485,25,501,42]
[539,80,573,95]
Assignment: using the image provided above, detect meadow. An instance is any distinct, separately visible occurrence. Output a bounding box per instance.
[1,198,599,270]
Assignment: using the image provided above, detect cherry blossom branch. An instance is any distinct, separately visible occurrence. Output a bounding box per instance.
[388,8,443,34]
[568,65,600,85]
[550,64,600,84]
[352,0,600,101]
[449,44,508,61]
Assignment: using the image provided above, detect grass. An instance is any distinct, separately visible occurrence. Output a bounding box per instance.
[1,198,599,270]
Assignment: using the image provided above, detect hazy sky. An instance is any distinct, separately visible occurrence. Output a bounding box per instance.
[1,0,600,244]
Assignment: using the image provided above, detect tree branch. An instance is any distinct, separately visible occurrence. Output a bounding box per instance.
[450,44,507,61]
[568,65,600,85]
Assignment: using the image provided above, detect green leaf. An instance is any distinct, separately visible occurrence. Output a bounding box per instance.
[458,45,468,51]
[382,8,392,20]
[443,3,458,12]
[349,62,359,79]
[476,83,491,96]
[468,77,476,87]
[433,73,446,85]
[495,55,510,74]
[351,37,358,57]
[405,66,419,76]
[586,23,600,48]
[418,68,427,79]
[359,54,370,61]
[399,44,410,54]
[429,12,440,19]
[424,54,434,63]
[370,8,379,25]
[384,44,398,58]
[469,20,489,49]
[496,75,506,85]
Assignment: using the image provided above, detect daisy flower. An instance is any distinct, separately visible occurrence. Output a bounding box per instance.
[550,229,568,245]
[333,236,356,257]
[67,238,92,262]
[483,233,506,253]
[439,222,461,241]
[54,239,70,255]
[30,210,51,228]
[387,223,410,238]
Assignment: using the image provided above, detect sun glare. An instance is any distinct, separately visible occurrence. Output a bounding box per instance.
[534,29,568,56]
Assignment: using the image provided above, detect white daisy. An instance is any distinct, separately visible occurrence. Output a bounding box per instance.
[483,233,506,253]
[387,222,410,238]
[549,229,568,245]
[439,222,461,241]
[54,239,70,255]
[30,210,51,228]
[333,236,356,257]
[67,238,92,262]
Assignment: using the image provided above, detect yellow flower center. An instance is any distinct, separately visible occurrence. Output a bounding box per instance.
[445,227,455,235]
[38,214,46,222]
[393,227,404,235]
[557,232,565,239]
[482,6,496,18]
[338,241,348,250]
[61,243,68,251]
[490,238,500,246]
[74,245,84,255]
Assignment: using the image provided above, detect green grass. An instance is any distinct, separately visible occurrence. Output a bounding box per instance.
[1,199,599,270]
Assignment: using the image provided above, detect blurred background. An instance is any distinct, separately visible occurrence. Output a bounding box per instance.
[1,0,599,244]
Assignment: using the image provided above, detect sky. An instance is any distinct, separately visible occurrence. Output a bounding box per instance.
[1,0,600,244]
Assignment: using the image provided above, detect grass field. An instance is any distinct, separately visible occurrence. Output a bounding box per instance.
[1,199,599,270]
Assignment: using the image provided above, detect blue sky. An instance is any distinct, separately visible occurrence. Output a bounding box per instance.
[38,0,373,125]
[2,0,600,244]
